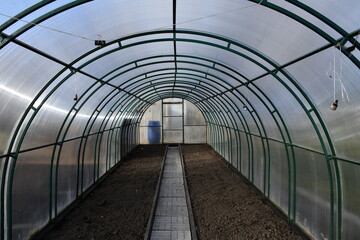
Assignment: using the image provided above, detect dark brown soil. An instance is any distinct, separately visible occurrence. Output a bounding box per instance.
[182,144,306,240]
[42,145,166,240]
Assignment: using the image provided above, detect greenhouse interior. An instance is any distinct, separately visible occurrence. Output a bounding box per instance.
[0,1,359,240]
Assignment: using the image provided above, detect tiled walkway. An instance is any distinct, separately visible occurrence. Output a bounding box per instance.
[150,146,193,240]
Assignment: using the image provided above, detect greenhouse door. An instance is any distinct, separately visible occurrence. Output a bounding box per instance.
[162,99,184,144]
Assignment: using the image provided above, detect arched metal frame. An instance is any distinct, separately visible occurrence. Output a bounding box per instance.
[0,1,359,240]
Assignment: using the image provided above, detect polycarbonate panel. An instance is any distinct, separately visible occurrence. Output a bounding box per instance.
[0,43,63,153]
[223,127,231,160]
[240,132,250,178]
[124,79,151,94]
[139,126,149,144]
[104,109,121,130]
[73,43,120,69]
[205,68,239,87]
[255,75,322,151]
[72,85,115,128]
[91,97,122,134]
[57,139,81,213]
[340,161,360,240]
[177,61,212,75]
[230,129,237,168]
[108,129,117,167]
[12,147,52,240]
[286,48,360,162]
[82,135,96,191]
[295,148,331,240]
[252,136,265,191]
[88,47,173,84]
[226,90,257,133]
[163,104,182,116]
[184,126,206,144]
[177,41,266,79]
[230,87,282,139]
[177,0,328,65]
[4,0,81,35]
[98,131,109,177]
[17,0,172,63]
[140,101,162,126]
[184,101,205,125]
[0,43,58,99]
[269,140,289,215]
[21,75,96,150]
[299,0,360,33]
[163,130,182,144]
[0,93,28,155]
[232,90,261,135]
[163,117,182,130]
[0,1,40,22]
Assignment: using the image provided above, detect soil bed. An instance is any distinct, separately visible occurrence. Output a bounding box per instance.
[182,144,306,240]
[42,145,166,240]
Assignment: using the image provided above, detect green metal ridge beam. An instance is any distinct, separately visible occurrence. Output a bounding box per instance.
[172,0,178,97]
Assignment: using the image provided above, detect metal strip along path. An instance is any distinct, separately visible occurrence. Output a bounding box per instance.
[145,145,197,240]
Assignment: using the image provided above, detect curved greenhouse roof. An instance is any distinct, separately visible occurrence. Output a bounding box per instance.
[0,1,359,239]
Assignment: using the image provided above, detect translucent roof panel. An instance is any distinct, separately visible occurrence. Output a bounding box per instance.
[1,1,360,240]
[0,1,40,22]
[10,0,172,62]
[299,0,360,33]
[177,41,267,79]
[80,40,174,78]
[177,0,328,65]
[285,48,360,162]
[255,75,323,151]
[21,75,97,150]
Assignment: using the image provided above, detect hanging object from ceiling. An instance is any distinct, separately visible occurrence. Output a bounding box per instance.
[330,100,338,111]
[327,45,350,111]
[73,72,78,101]
[95,34,106,46]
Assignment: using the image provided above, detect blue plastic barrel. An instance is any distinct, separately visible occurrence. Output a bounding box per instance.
[148,121,161,144]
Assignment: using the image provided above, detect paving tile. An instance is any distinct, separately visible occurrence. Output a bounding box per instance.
[150,147,192,240]
[150,231,171,240]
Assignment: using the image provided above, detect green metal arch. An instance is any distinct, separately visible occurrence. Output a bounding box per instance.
[0,1,355,238]
[0,28,352,240]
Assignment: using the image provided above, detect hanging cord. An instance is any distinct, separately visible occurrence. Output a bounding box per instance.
[0,12,95,41]
[75,76,77,94]
[327,46,350,103]
[339,58,350,102]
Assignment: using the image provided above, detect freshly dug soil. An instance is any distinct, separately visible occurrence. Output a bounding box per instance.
[42,145,166,240]
[182,144,306,240]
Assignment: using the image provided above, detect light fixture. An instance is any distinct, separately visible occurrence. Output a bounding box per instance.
[243,105,248,111]
[73,94,78,101]
[330,100,338,111]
